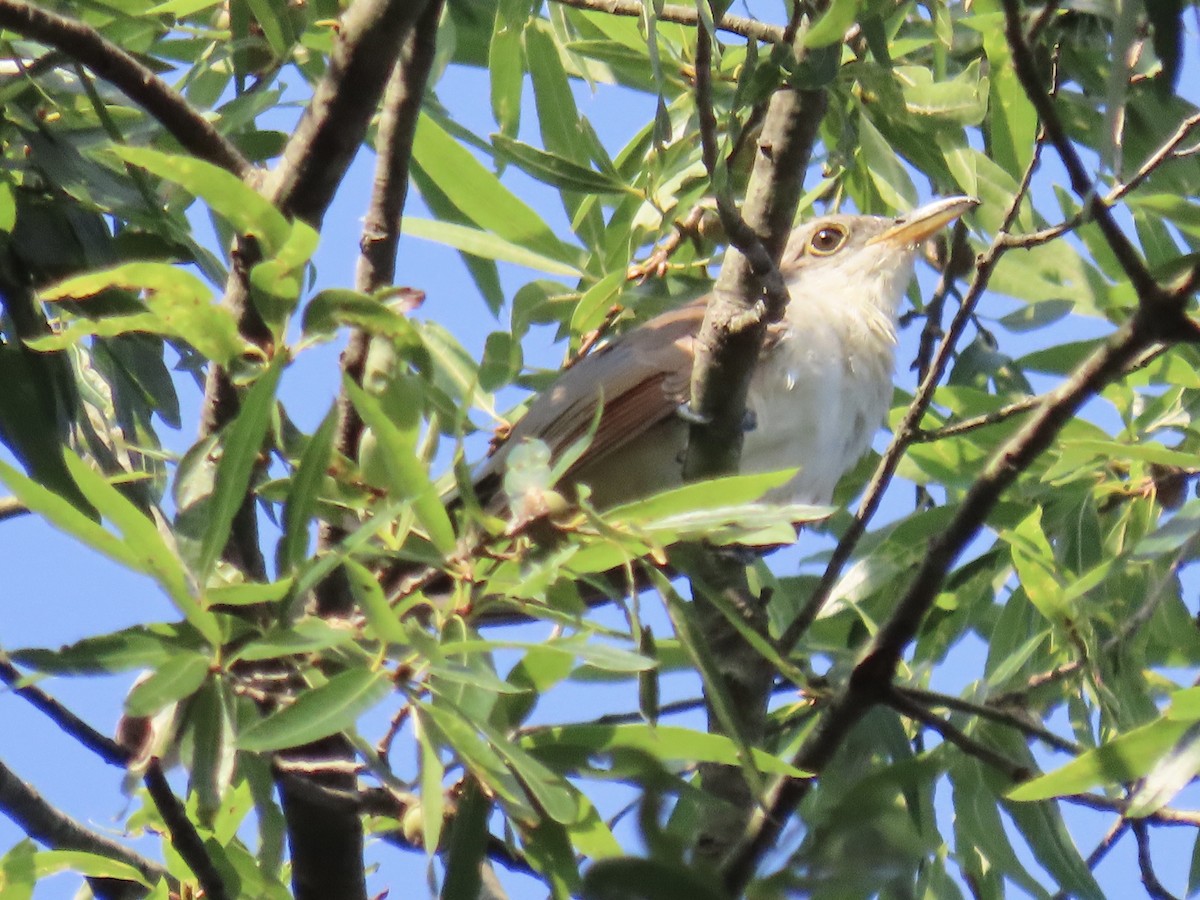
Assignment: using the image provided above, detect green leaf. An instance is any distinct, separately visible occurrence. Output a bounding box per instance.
[492,134,631,195]
[11,624,198,674]
[410,113,581,266]
[803,0,861,48]
[110,146,289,252]
[124,652,210,716]
[343,377,456,555]
[402,217,582,277]
[582,857,727,900]
[37,263,247,365]
[417,701,539,824]
[301,288,424,344]
[522,724,808,777]
[277,404,337,575]
[237,667,392,752]
[1009,717,1194,801]
[28,850,152,887]
[59,453,217,644]
[196,355,285,582]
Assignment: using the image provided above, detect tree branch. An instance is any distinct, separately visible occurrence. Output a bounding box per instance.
[550,0,786,44]
[0,654,131,767]
[0,0,250,178]
[316,0,445,619]
[0,757,170,900]
[142,761,230,900]
[884,687,1032,781]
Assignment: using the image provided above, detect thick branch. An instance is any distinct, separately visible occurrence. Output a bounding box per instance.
[0,0,250,178]
[262,0,434,225]
[323,0,444,544]
[0,757,170,900]
[143,762,230,900]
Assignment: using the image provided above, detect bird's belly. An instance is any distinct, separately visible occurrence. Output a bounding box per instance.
[743,344,892,505]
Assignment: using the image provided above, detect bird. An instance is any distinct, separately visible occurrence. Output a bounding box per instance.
[471,196,978,516]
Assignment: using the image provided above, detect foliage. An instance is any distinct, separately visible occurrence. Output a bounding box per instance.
[1,0,1200,898]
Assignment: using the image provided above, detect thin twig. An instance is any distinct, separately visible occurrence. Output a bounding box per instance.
[0,0,250,178]
[549,0,786,44]
[0,654,131,766]
[885,687,1031,781]
[1132,819,1182,900]
[894,685,1081,755]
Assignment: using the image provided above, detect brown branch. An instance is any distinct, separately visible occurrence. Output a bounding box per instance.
[0,0,250,178]
[893,685,1081,755]
[142,762,230,900]
[1132,819,1182,900]
[0,654,131,767]
[884,687,1031,781]
[1066,793,1200,828]
[261,0,433,226]
[0,496,27,522]
[683,9,825,482]
[197,0,434,583]
[315,0,444,619]
[549,0,786,44]
[0,757,170,900]
[1001,0,1172,316]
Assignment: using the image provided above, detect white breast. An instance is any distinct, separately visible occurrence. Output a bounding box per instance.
[741,251,915,504]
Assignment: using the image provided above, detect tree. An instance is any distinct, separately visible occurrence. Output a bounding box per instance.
[1,0,1199,897]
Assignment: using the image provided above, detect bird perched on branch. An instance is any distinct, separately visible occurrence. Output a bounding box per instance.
[473,196,978,516]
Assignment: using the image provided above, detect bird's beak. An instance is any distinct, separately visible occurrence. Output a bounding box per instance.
[867,195,979,247]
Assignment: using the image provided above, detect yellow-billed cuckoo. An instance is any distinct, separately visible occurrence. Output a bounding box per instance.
[474,196,978,512]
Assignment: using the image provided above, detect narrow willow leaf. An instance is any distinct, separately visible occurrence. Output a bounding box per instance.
[1127,721,1200,817]
[345,558,408,645]
[197,356,285,582]
[1008,718,1194,801]
[237,667,392,752]
[439,778,490,900]
[411,113,580,266]
[418,721,445,857]
[521,724,808,777]
[205,579,293,607]
[30,851,151,887]
[37,262,246,364]
[803,0,861,48]
[402,218,582,277]
[60,453,213,642]
[583,858,726,900]
[124,652,210,717]
[343,377,456,555]
[301,288,424,344]
[277,404,337,575]
[0,456,219,643]
[11,624,199,675]
[110,146,289,252]
[492,135,630,196]
[416,702,538,824]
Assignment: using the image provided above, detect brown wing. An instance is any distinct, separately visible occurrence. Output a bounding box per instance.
[477,300,705,486]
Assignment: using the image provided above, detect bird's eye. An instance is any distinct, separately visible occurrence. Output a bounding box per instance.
[809,224,848,255]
